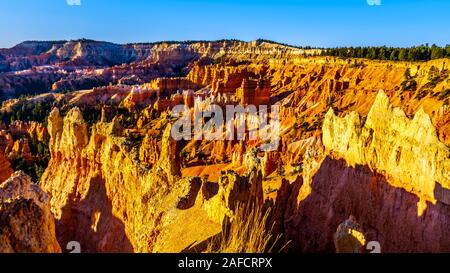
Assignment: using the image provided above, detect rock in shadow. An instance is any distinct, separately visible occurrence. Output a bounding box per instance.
[177,177,202,210]
[283,156,450,253]
[201,181,219,201]
[57,174,133,253]
[181,232,222,253]
[435,182,450,205]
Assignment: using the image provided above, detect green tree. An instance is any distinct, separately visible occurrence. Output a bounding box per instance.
[367,48,378,60]
[399,49,408,61]
[378,47,387,60]
[407,48,417,61]
[446,45,450,57]
[389,49,399,61]
[431,44,445,59]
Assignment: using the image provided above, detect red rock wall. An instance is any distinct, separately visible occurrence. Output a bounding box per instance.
[0,149,12,183]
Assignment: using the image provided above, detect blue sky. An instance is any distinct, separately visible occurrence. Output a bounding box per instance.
[0,0,449,48]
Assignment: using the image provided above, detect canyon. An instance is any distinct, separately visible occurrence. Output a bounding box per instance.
[0,39,449,253]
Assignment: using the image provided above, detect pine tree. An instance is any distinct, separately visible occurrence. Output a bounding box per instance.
[431,44,445,59]
[398,48,408,61]
[389,49,398,61]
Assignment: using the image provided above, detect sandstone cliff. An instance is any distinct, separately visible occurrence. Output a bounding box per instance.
[323,90,450,214]
[0,171,61,253]
[0,39,310,99]
[40,107,264,252]
[278,90,450,252]
[0,149,12,183]
[2,39,450,253]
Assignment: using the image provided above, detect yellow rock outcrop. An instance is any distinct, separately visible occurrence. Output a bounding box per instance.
[40,107,263,252]
[0,171,61,253]
[323,90,450,215]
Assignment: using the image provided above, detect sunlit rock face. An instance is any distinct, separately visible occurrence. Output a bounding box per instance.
[334,216,366,253]
[0,39,307,100]
[0,171,61,253]
[2,38,450,253]
[323,90,450,214]
[40,108,263,252]
[277,92,450,253]
[41,108,183,252]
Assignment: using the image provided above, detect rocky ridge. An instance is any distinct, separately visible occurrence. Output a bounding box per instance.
[323,90,450,213]
[1,39,450,253]
[40,107,265,252]
[276,90,450,252]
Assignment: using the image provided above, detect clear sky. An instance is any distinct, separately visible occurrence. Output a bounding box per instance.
[0,0,449,48]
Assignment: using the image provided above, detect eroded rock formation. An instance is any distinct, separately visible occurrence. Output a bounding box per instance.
[0,149,12,183]
[279,91,450,253]
[2,39,450,253]
[334,216,366,253]
[0,171,61,253]
[40,107,264,252]
[323,90,450,214]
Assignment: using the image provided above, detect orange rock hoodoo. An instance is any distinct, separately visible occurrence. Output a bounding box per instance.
[1,40,450,253]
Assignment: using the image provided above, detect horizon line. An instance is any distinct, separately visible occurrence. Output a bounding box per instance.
[1,38,450,50]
